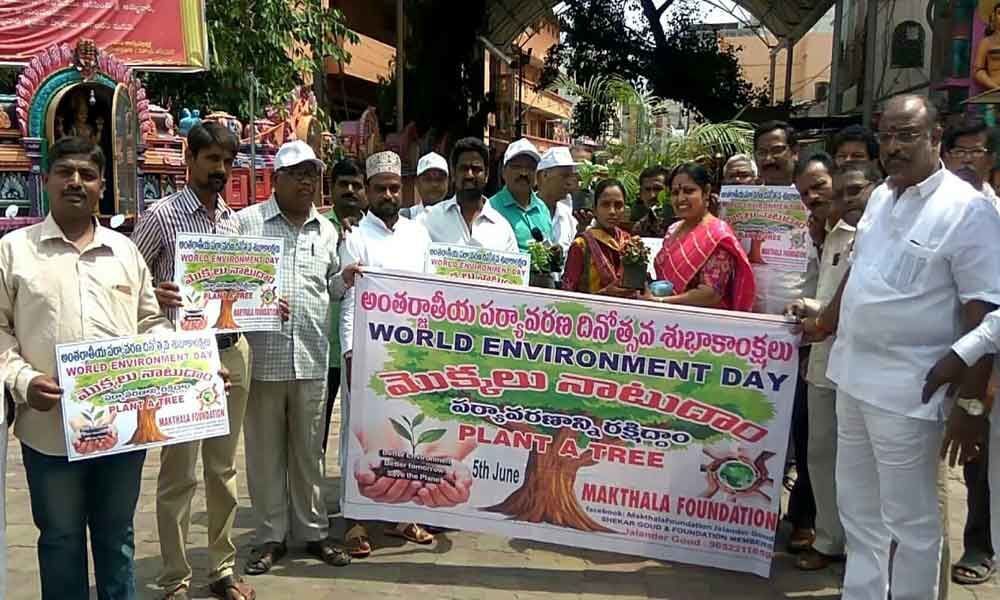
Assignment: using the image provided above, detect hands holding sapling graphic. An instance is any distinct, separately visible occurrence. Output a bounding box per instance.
[354,414,476,508]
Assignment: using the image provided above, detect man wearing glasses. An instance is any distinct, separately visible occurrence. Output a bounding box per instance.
[944,120,999,210]
[239,141,358,575]
[803,95,1000,599]
[489,138,552,252]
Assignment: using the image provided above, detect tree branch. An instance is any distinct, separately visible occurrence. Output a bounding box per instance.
[655,0,675,17]
[639,0,670,52]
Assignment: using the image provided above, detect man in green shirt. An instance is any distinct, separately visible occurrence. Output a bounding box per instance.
[323,157,367,454]
[488,138,552,251]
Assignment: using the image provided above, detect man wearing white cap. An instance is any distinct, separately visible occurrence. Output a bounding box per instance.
[418,137,517,252]
[489,138,553,252]
[239,140,358,575]
[339,150,440,556]
[537,147,584,259]
[402,152,449,219]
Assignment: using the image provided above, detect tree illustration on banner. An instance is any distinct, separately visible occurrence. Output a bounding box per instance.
[183,254,277,330]
[71,355,212,445]
[723,206,808,265]
[370,301,776,533]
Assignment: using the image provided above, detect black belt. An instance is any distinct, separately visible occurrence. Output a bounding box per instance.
[215,332,241,351]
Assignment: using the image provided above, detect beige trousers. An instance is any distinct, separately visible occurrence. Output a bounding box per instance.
[245,378,328,544]
[807,384,846,556]
[155,336,251,591]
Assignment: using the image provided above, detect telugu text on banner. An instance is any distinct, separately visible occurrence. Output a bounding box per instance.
[174,233,284,333]
[425,243,530,287]
[344,270,799,577]
[56,332,227,462]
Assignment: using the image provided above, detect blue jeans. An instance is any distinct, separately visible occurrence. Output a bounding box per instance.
[22,444,146,600]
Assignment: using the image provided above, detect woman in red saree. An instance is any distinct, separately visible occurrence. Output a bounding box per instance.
[650,163,756,310]
[562,179,638,298]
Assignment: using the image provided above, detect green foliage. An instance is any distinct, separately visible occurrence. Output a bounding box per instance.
[369,303,775,445]
[141,0,357,120]
[543,0,768,126]
[390,412,447,453]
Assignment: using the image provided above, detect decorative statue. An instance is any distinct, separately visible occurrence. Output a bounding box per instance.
[64,94,101,145]
[178,108,202,136]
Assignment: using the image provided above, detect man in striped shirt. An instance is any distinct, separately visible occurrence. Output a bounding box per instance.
[131,123,255,600]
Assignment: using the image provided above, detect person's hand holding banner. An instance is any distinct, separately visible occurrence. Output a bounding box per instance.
[155,281,183,309]
[27,374,62,411]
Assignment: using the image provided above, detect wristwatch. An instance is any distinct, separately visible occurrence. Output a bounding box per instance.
[956,397,986,417]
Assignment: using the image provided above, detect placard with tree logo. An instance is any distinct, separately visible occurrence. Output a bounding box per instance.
[56,332,227,461]
[719,186,810,272]
[174,233,284,332]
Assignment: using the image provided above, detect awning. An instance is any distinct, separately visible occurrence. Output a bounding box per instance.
[485,0,836,47]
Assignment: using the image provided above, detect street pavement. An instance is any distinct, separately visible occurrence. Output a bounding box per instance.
[4,403,998,599]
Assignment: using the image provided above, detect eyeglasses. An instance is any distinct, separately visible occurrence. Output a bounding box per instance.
[876,129,927,145]
[754,145,789,160]
[947,147,990,160]
[281,166,320,181]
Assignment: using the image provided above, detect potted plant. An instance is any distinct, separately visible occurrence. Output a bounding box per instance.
[528,241,556,288]
[621,235,651,290]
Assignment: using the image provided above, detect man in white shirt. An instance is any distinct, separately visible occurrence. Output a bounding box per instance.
[418,137,517,252]
[401,152,449,219]
[536,147,580,257]
[339,151,435,556]
[808,94,1000,600]
[943,119,999,211]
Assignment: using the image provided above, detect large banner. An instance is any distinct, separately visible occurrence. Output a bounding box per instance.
[720,186,809,272]
[425,243,530,287]
[56,332,227,461]
[345,270,799,577]
[175,233,284,333]
[0,0,209,71]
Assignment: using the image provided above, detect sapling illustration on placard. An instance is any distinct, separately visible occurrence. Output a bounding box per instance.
[69,407,118,455]
[389,412,447,455]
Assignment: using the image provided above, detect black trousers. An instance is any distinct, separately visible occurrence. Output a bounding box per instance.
[787,371,817,530]
[962,450,993,558]
[322,367,341,454]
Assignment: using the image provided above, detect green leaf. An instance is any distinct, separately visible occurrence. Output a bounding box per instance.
[389,418,413,444]
[401,415,412,427]
[411,413,425,428]
[417,428,447,446]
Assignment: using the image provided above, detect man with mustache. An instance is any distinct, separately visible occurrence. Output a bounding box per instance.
[944,120,999,210]
[805,94,1000,600]
[832,125,880,168]
[0,136,170,599]
[754,121,819,557]
[488,138,551,252]
[321,158,367,457]
[339,151,443,557]
[942,118,998,587]
[132,122,256,600]
[418,137,517,252]
[401,152,449,219]
[239,141,358,576]
[722,153,759,185]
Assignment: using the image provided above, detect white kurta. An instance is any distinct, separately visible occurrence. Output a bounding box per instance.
[826,166,1000,600]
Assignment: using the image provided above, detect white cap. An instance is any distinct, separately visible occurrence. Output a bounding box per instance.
[537,147,579,172]
[417,152,449,176]
[503,138,541,166]
[274,140,324,172]
[366,151,402,179]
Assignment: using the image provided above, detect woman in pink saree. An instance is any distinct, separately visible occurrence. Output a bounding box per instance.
[649,163,756,311]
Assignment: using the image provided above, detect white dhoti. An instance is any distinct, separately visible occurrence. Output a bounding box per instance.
[836,390,943,600]
[0,417,7,600]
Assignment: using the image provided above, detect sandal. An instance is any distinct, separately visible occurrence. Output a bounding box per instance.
[385,522,434,545]
[952,553,996,585]
[209,575,256,600]
[795,548,845,571]
[306,538,351,567]
[345,524,372,558]
[244,541,287,576]
[162,587,190,600]
[787,528,815,554]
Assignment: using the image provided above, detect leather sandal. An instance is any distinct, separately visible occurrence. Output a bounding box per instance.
[306,538,351,567]
[787,528,815,553]
[209,575,256,600]
[162,587,190,600]
[795,548,845,571]
[385,522,434,545]
[345,524,372,558]
[244,541,287,576]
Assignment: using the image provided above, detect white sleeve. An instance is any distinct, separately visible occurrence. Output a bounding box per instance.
[951,200,1000,306]
[953,309,1000,366]
[338,234,362,356]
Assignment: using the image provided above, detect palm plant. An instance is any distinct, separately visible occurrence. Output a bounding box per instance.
[555,75,754,202]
